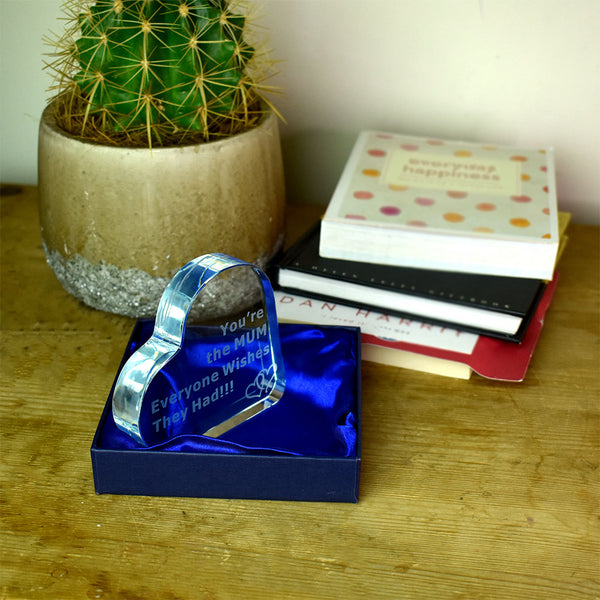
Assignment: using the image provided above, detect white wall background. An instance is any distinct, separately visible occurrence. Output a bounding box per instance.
[1,0,599,224]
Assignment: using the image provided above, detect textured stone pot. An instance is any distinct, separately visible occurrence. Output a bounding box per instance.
[38,101,285,318]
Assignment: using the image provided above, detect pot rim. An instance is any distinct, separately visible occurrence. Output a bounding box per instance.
[40,98,277,154]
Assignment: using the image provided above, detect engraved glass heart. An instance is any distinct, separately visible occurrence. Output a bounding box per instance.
[112,254,286,446]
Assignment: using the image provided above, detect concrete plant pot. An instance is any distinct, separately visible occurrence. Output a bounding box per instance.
[38,100,286,318]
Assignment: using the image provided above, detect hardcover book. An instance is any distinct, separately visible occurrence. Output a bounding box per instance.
[319,131,559,280]
[277,222,545,342]
[275,272,559,382]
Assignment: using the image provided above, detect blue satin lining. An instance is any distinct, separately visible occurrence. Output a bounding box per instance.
[98,323,359,458]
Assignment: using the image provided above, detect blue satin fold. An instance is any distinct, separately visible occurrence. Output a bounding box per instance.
[98,323,359,458]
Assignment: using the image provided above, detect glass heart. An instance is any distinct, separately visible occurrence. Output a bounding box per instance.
[111,254,286,446]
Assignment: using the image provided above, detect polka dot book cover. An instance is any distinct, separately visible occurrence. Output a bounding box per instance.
[319,131,559,280]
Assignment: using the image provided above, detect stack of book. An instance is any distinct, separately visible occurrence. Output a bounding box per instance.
[274,130,568,380]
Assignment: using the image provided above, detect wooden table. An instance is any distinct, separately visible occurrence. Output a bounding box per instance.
[1,185,598,600]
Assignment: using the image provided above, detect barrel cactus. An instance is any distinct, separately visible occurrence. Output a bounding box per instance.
[46,0,275,147]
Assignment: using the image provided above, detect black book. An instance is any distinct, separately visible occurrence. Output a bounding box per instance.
[275,222,546,342]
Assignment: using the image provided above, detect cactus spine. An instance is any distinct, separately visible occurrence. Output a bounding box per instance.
[47,0,274,146]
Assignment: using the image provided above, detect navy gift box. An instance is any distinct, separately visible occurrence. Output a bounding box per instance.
[91,321,362,502]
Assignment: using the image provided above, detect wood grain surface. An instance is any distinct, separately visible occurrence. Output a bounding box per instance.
[1,185,598,600]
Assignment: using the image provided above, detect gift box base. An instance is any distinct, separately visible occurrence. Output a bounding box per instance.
[91,322,361,503]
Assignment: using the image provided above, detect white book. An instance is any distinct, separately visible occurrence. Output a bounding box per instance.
[320,131,559,280]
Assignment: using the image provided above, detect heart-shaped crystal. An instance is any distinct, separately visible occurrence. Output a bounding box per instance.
[112,254,286,446]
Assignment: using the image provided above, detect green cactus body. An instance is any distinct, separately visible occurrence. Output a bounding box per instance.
[67,0,260,144]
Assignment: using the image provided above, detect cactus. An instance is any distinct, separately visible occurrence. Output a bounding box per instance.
[47,0,275,146]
